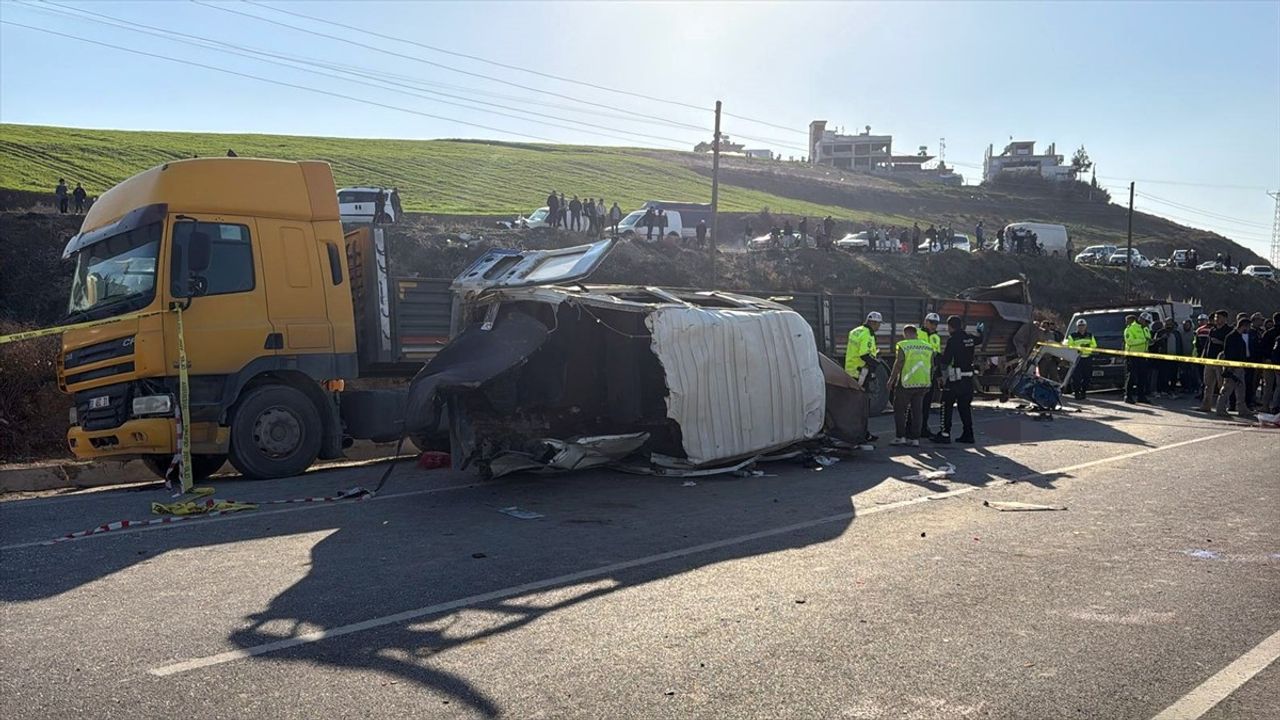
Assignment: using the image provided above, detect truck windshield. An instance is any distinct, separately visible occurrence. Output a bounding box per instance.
[66,221,162,320]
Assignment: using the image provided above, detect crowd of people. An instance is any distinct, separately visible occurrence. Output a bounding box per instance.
[1067,311,1280,416]
[544,191,622,238]
[53,178,89,214]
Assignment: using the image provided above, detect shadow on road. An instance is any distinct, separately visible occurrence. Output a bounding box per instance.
[2,402,1160,716]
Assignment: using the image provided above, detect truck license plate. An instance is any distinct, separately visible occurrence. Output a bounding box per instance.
[89,396,110,409]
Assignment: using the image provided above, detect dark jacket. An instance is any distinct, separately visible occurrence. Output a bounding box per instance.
[1222,330,1248,362]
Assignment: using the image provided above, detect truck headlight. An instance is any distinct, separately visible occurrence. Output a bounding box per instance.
[132,395,173,417]
[69,406,77,426]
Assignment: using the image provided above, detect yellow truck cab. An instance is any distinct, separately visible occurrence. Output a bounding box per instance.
[60,158,406,481]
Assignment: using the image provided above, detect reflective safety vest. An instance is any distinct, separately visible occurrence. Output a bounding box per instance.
[1123,322,1151,353]
[1067,331,1098,357]
[845,325,876,375]
[895,338,934,388]
[922,328,942,354]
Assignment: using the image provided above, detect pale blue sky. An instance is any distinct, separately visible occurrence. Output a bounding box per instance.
[2,0,1277,256]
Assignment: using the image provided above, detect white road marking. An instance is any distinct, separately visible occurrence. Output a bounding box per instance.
[1149,627,1280,720]
[149,428,1239,677]
[0,482,486,552]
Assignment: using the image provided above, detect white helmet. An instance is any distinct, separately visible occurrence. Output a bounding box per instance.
[924,312,941,323]
[866,311,884,323]
[1139,312,1153,322]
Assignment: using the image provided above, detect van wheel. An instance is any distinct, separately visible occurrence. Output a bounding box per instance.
[228,385,322,479]
[140,453,227,484]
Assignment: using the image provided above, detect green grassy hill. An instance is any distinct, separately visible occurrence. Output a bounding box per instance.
[0,123,899,222]
[0,122,1265,265]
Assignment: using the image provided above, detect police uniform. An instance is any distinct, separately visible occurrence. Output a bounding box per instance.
[939,328,977,442]
[1066,329,1098,400]
[1123,319,1152,403]
[892,336,934,442]
[919,325,942,437]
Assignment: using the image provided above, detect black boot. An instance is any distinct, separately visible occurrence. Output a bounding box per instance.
[956,432,975,444]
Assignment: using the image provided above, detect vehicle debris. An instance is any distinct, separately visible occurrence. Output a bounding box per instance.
[497,506,544,520]
[983,500,1067,512]
[405,239,865,479]
[903,463,956,481]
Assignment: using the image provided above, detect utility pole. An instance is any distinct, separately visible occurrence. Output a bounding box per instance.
[1269,190,1280,267]
[1125,181,1135,299]
[710,100,722,256]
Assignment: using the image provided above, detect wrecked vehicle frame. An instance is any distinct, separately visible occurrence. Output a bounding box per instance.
[404,240,864,478]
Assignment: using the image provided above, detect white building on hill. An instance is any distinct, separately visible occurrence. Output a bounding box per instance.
[983,141,1076,183]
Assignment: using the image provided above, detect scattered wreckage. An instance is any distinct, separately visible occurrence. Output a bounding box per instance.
[404,239,869,478]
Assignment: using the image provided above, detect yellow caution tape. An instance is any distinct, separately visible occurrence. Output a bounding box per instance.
[175,305,193,493]
[1039,342,1279,371]
[0,309,167,345]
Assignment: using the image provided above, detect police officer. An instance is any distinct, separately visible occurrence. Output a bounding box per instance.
[1123,312,1153,403]
[889,325,935,447]
[919,312,943,439]
[1066,319,1098,400]
[844,311,883,446]
[935,315,976,443]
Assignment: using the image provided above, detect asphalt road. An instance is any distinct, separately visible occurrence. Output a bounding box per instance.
[2,397,1277,719]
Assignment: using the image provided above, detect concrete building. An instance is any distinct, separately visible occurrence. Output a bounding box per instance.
[983,141,1076,183]
[809,121,897,171]
[744,148,773,159]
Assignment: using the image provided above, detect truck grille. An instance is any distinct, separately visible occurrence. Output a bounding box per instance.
[63,335,135,370]
[74,383,133,431]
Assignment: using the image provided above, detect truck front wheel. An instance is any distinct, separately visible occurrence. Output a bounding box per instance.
[228,385,322,479]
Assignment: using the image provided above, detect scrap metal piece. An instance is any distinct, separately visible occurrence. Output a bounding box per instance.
[983,500,1067,512]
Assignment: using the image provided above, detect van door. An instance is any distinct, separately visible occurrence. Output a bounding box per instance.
[257,219,333,353]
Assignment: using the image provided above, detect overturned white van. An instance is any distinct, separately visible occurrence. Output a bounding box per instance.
[404,239,858,478]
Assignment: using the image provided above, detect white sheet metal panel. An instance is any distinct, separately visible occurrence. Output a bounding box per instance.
[647,307,825,465]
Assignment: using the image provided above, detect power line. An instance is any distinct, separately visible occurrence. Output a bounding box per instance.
[0,19,566,143]
[1096,174,1270,192]
[192,0,806,151]
[24,1,693,149]
[1133,189,1270,229]
[244,0,809,139]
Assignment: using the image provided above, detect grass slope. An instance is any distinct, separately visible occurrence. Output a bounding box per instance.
[0,123,904,223]
[1,123,1263,264]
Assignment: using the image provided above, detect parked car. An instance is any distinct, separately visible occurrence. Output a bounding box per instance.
[514,206,554,229]
[833,231,871,251]
[747,232,812,252]
[1242,265,1275,279]
[1107,248,1151,268]
[1167,249,1200,269]
[338,186,402,224]
[917,234,972,253]
[1074,244,1117,264]
[1197,261,1239,274]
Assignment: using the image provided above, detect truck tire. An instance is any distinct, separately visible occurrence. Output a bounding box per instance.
[228,384,322,479]
[141,453,227,484]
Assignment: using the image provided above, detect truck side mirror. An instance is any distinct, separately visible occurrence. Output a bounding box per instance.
[188,230,212,272]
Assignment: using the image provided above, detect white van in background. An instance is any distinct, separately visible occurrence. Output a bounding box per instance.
[338,187,402,224]
[617,201,712,241]
[1000,222,1070,256]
